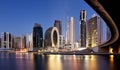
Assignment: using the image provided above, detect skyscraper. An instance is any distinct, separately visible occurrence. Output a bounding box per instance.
[54,20,62,35]
[33,23,43,48]
[80,10,86,47]
[87,15,103,47]
[21,35,26,48]
[14,36,21,49]
[65,17,70,44]
[69,17,76,47]
[27,33,33,51]
[1,32,12,49]
[0,38,1,48]
[65,17,76,47]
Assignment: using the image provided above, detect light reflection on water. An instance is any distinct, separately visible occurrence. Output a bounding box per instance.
[47,55,62,70]
[0,52,120,70]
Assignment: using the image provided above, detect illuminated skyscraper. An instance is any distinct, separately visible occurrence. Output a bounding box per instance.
[27,33,33,51]
[1,32,12,49]
[87,15,103,47]
[33,23,43,48]
[65,17,70,44]
[21,35,26,48]
[80,10,86,47]
[97,15,103,45]
[69,17,76,46]
[54,20,62,35]
[65,17,76,47]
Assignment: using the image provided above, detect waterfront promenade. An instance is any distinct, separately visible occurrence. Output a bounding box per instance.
[43,49,120,56]
[0,48,120,56]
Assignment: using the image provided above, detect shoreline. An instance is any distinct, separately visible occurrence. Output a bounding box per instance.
[0,50,120,55]
[43,52,120,55]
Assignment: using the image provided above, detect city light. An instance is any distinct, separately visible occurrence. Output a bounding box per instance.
[0,0,120,70]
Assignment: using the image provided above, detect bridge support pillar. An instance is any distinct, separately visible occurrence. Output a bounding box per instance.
[98,45,120,54]
[111,45,120,54]
[111,45,120,59]
[99,47,109,53]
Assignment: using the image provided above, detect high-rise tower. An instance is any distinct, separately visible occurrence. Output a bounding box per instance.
[27,33,33,51]
[65,17,76,47]
[14,36,21,49]
[21,35,26,48]
[69,17,76,46]
[1,32,12,49]
[65,17,70,44]
[54,20,62,35]
[33,23,43,48]
[80,10,86,47]
[87,15,103,47]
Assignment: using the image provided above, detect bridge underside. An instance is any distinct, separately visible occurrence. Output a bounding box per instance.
[85,0,120,53]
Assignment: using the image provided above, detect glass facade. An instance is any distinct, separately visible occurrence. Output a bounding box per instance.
[87,15,103,47]
[33,23,43,48]
[80,10,86,47]
[54,20,62,35]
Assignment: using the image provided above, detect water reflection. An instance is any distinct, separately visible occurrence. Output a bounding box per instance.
[0,52,35,70]
[47,55,62,70]
[14,53,35,70]
[0,52,120,70]
[61,55,98,70]
[84,55,98,70]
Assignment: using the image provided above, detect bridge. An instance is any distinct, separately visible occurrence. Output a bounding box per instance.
[85,0,120,54]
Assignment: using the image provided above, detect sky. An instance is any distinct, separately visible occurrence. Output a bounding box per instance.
[0,0,104,40]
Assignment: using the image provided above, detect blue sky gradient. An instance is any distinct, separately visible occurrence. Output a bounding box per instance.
[0,0,99,40]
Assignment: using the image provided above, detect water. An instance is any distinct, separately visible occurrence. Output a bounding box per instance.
[0,52,120,70]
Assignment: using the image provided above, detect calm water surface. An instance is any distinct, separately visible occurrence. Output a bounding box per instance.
[0,52,120,70]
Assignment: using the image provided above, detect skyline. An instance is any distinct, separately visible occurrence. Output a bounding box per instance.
[0,0,98,40]
[0,0,119,70]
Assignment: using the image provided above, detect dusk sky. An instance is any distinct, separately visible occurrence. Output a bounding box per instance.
[0,0,101,40]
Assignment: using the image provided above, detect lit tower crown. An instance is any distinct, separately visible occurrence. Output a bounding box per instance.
[80,10,87,47]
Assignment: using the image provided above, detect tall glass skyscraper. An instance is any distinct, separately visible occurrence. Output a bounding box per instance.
[33,23,43,48]
[65,17,70,44]
[65,17,76,47]
[80,10,86,47]
[54,20,62,35]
